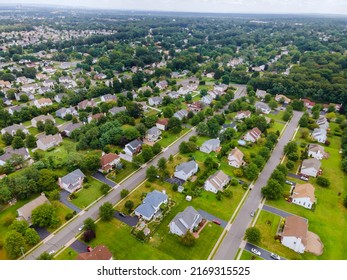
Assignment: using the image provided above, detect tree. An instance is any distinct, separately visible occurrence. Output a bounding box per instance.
[83,218,96,231]
[157,157,167,171]
[25,134,37,148]
[36,121,45,132]
[316,177,330,188]
[99,202,114,221]
[181,230,196,247]
[146,166,158,182]
[36,252,53,260]
[37,169,58,192]
[11,136,24,149]
[100,183,111,195]
[120,189,129,198]
[4,231,26,259]
[284,141,298,154]
[344,195,347,208]
[44,121,58,135]
[286,160,295,170]
[24,228,40,245]
[269,100,278,110]
[9,220,29,235]
[168,117,182,134]
[124,200,134,214]
[245,227,261,244]
[244,163,259,180]
[31,204,59,228]
[2,132,13,146]
[179,141,197,154]
[152,142,162,155]
[83,229,96,242]
[261,179,283,200]
[142,146,154,162]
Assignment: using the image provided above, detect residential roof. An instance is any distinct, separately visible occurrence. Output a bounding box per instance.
[61,169,85,187]
[201,138,220,150]
[60,122,83,133]
[125,139,142,153]
[0,147,30,162]
[2,124,27,134]
[291,183,316,202]
[206,170,230,191]
[32,114,55,123]
[147,126,160,136]
[35,98,52,105]
[308,144,325,154]
[17,193,49,222]
[171,206,202,235]
[302,158,321,171]
[282,215,308,245]
[101,153,120,168]
[109,106,126,115]
[175,160,197,174]
[156,118,169,126]
[76,245,112,260]
[37,133,62,146]
[135,190,168,219]
[255,101,271,111]
[228,147,244,162]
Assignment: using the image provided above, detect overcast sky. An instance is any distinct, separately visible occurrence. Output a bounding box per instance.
[2,0,347,15]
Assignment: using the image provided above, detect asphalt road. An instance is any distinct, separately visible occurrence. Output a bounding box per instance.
[213,110,303,260]
[244,242,286,260]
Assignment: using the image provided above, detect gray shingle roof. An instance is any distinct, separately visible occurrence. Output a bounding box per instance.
[171,206,202,235]
[125,139,142,153]
[61,169,85,190]
[175,160,197,174]
[135,190,168,219]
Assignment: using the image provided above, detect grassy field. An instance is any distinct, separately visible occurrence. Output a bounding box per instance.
[158,128,189,148]
[268,121,285,135]
[107,160,138,183]
[53,201,74,229]
[54,118,66,125]
[268,111,285,122]
[71,177,104,209]
[55,248,79,260]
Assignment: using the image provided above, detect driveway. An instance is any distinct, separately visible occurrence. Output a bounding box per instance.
[288,173,301,179]
[69,240,88,253]
[119,153,132,162]
[32,226,50,240]
[166,177,185,186]
[244,242,286,260]
[198,209,227,228]
[60,190,81,213]
[114,211,139,226]
[262,205,298,218]
[92,172,116,187]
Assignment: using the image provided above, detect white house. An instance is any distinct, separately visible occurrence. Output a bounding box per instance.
[134,190,168,221]
[204,170,230,194]
[300,158,321,177]
[255,101,271,114]
[124,139,142,156]
[34,98,53,108]
[36,134,63,151]
[316,116,329,131]
[311,128,327,144]
[146,127,161,142]
[174,160,198,181]
[235,110,251,120]
[281,216,308,253]
[291,183,316,209]
[228,147,245,168]
[169,206,202,236]
[1,124,29,136]
[200,139,220,154]
[156,118,169,131]
[173,109,188,120]
[148,96,163,106]
[243,127,262,143]
[308,144,325,160]
[256,89,267,99]
[31,115,55,128]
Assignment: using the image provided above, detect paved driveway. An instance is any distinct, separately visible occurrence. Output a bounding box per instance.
[288,173,301,179]
[114,211,139,226]
[244,242,286,260]
[32,226,50,240]
[69,240,88,253]
[60,190,81,213]
[198,209,227,228]
[92,172,116,187]
[166,177,185,186]
[262,205,297,218]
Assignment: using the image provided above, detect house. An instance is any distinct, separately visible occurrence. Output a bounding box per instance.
[156,80,168,90]
[228,147,245,168]
[201,95,213,105]
[204,170,230,193]
[56,107,78,119]
[59,122,83,137]
[15,91,35,101]
[148,96,163,106]
[281,215,308,253]
[316,116,329,130]
[275,94,291,104]
[200,139,220,154]
[100,153,120,173]
[21,83,38,93]
[300,158,321,177]
[38,86,51,95]
[34,98,53,108]
[290,183,316,209]
[156,118,169,131]
[235,110,251,120]
[8,105,23,115]
[134,190,168,221]
[17,193,50,225]
[256,89,267,99]
[167,91,180,99]
[311,128,327,144]
[243,127,262,143]
[138,86,153,93]
[58,169,85,193]
[302,99,315,109]
[174,160,199,181]
[54,93,67,103]
[0,147,30,166]
[43,79,55,88]
[169,206,202,236]
[109,106,126,115]
[77,99,96,110]
[94,73,107,80]
[76,245,113,260]
[36,133,63,151]
[146,127,161,142]
[124,139,142,156]
[255,101,271,114]
[0,80,11,88]
[220,122,238,133]
[31,115,55,128]
[187,101,202,112]
[173,109,188,120]
[308,144,325,160]
[87,113,104,123]
[1,124,29,136]
[101,94,117,103]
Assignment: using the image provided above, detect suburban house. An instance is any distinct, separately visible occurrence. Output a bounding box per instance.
[281,215,323,255]
[124,139,142,156]
[169,206,202,236]
[31,114,55,127]
[94,73,107,80]
[148,96,163,106]
[59,122,83,137]
[156,80,168,90]
[17,193,50,225]
[243,127,262,143]
[300,158,321,177]
[34,98,53,108]
[187,102,203,112]
[255,89,267,99]
[204,170,230,193]
[76,245,113,260]
[275,94,291,104]
[134,190,168,221]
[36,133,63,151]
[8,105,23,115]
[145,127,161,142]
[15,91,35,101]
[290,183,316,209]
[138,86,153,93]
[220,122,238,134]
[56,107,78,119]
[109,106,126,115]
[228,147,245,168]
[302,99,315,110]
[308,144,326,160]
[87,113,104,123]
[235,110,251,120]
[201,95,213,105]
[1,124,29,136]
[0,147,30,166]
[100,153,120,173]
[101,94,117,103]
[174,160,199,181]
[167,91,180,99]
[43,79,55,88]
[156,118,169,131]
[78,99,96,110]
[311,128,327,144]
[58,169,85,193]
[255,101,271,114]
[174,109,188,120]
[54,93,67,103]
[200,138,221,154]
[316,116,329,131]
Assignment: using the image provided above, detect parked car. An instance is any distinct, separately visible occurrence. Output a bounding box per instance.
[49,250,56,255]
[285,180,294,185]
[118,212,126,217]
[270,253,280,260]
[251,248,261,256]
[300,176,309,181]
[78,225,84,231]
[250,211,255,217]
[212,219,221,225]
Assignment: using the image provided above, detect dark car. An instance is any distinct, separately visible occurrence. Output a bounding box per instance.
[118,212,126,217]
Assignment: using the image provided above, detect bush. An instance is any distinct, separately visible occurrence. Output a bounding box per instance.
[172,184,178,191]
[83,183,90,189]
[285,160,295,170]
[65,213,74,221]
[83,229,96,242]
[343,195,347,208]
[181,231,196,247]
[120,189,129,198]
[245,227,261,244]
[316,177,330,188]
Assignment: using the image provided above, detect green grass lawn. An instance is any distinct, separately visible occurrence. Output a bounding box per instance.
[71,177,104,209]
[239,250,262,260]
[52,201,74,229]
[158,128,189,148]
[55,248,79,260]
[22,120,32,127]
[268,121,285,135]
[54,118,66,125]
[145,109,160,117]
[28,127,40,135]
[268,111,285,122]
[107,160,138,183]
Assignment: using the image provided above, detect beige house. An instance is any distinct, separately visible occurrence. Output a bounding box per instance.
[204,170,230,193]
[290,183,316,209]
[36,133,63,151]
[17,193,50,225]
[228,147,245,168]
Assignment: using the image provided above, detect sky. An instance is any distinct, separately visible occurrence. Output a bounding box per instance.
[1,0,347,15]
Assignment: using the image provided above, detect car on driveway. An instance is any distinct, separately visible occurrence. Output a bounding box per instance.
[270,253,280,260]
[212,219,221,225]
[300,176,309,181]
[285,180,294,185]
[251,248,261,256]
[118,212,126,217]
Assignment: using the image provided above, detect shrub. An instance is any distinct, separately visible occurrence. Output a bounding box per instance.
[120,189,129,198]
[343,195,347,208]
[181,231,196,247]
[172,184,178,192]
[65,213,74,221]
[286,160,295,170]
[316,177,330,188]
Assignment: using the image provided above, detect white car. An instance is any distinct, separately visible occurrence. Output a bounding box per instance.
[251,248,261,256]
[300,176,309,181]
[78,225,84,231]
[49,250,55,255]
[270,253,280,260]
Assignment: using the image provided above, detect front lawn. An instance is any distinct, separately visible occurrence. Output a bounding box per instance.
[239,250,262,260]
[268,121,285,135]
[55,248,78,260]
[158,128,189,148]
[71,177,104,209]
[107,160,138,183]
